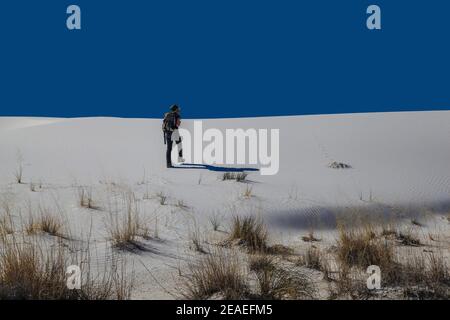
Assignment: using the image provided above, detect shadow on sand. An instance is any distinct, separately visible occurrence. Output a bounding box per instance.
[173,163,259,173]
[266,199,450,231]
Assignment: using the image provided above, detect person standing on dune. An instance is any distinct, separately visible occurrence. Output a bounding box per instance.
[163,104,185,168]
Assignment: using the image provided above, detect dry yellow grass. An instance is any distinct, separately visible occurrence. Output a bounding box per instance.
[0,233,133,299]
[298,246,323,271]
[230,215,268,253]
[78,187,100,210]
[336,226,394,269]
[249,254,316,299]
[182,248,248,299]
[107,192,143,250]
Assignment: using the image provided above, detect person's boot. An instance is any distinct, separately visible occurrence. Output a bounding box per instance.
[167,162,173,168]
[178,149,185,163]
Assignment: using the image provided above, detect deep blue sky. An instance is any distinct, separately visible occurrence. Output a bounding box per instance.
[0,0,449,118]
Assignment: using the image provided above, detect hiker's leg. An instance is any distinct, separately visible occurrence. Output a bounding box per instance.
[171,129,184,162]
[166,134,173,167]
[175,138,183,158]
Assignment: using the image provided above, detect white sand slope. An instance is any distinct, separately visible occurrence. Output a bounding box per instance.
[0,111,449,298]
[1,112,449,205]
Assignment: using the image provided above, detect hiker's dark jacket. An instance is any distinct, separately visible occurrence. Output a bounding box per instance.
[164,111,183,167]
[164,111,180,132]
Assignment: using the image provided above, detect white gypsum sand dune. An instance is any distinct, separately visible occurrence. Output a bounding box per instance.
[0,111,449,299]
[0,117,64,132]
[1,112,449,205]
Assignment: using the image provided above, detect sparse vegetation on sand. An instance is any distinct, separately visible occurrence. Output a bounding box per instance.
[37,208,64,237]
[78,187,100,210]
[242,184,253,198]
[3,203,66,239]
[298,246,324,271]
[222,172,248,182]
[19,204,66,238]
[189,227,207,254]
[0,211,14,236]
[175,199,189,210]
[392,252,450,298]
[0,232,133,300]
[336,226,394,270]
[302,231,321,242]
[250,254,316,299]
[156,191,167,205]
[107,192,145,250]
[182,248,248,299]
[229,216,268,253]
[326,221,450,299]
[182,248,316,300]
[209,212,223,231]
[13,150,25,184]
[396,231,421,246]
[328,161,352,169]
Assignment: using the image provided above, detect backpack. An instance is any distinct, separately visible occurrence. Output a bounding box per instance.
[162,112,176,133]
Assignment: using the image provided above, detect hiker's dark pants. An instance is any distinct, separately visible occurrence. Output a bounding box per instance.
[165,132,183,166]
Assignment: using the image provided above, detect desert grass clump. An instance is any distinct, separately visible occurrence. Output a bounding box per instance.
[0,215,15,236]
[298,247,323,271]
[328,266,372,300]
[14,167,24,184]
[189,227,207,254]
[24,215,39,236]
[398,252,450,299]
[427,253,450,285]
[0,198,15,236]
[156,191,167,205]
[13,150,25,184]
[107,193,142,250]
[336,227,394,270]
[249,254,274,273]
[222,172,248,182]
[229,216,268,253]
[33,204,66,238]
[182,248,248,299]
[209,212,223,231]
[267,244,294,256]
[0,238,70,299]
[249,255,315,300]
[19,204,64,238]
[38,213,63,237]
[380,225,397,238]
[0,234,134,300]
[78,187,99,210]
[242,184,253,198]
[397,231,421,246]
[301,231,321,242]
[175,199,189,210]
[138,224,152,240]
